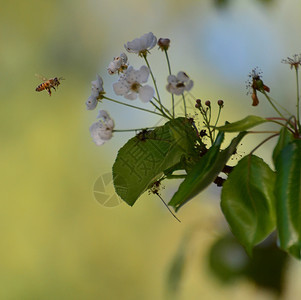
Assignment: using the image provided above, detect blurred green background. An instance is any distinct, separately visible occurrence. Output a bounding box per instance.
[1,0,301,299]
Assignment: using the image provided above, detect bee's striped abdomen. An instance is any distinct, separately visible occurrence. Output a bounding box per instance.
[35,82,50,92]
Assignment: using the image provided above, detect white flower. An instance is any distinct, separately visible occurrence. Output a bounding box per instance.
[91,74,105,99]
[107,53,128,75]
[113,66,154,103]
[85,75,105,110]
[166,71,193,95]
[89,110,115,146]
[124,32,157,57]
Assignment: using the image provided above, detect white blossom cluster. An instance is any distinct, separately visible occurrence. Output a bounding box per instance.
[85,32,194,146]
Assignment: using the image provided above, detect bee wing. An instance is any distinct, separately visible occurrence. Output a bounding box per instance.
[35,74,48,81]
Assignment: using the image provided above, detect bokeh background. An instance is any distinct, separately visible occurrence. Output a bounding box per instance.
[1,0,301,299]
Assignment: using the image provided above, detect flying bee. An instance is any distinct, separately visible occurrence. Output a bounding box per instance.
[35,74,64,96]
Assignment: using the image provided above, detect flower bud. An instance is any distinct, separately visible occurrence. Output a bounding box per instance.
[205,100,211,107]
[158,38,170,51]
[217,99,224,107]
[195,99,201,108]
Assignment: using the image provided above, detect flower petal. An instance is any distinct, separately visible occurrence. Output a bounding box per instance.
[91,74,104,97]
[167,75,177,84]
[177,71,189,82]
[124,92,138,100]
[145,32,157,49]
[86,95,98,110]
[106,119,115,129]
[89,122,106,146]
[122,66,135,83]
[91,74,103,90]
[136,66,150,83]
[119,52,128,63]
[107,61,118,75]
[124,32,157,54]
[139,85,154,103]
[184,80,193,92]
[124,39,141,53]
[113,81,129,96]
[97,110,110,120]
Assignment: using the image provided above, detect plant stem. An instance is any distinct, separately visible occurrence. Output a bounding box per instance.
[213,106,222,140]
[165,174,187,179]
[103,96,163,117]
[152,96,172,117]
[182,94,187,116]
[155,192,181,223]
[113,127,157,133]
[265,117,296,133]
[247,131,279,134]
[249,134,279,155]
[198,105,214,145]
[143,55,163,111]
[165,50,175,118]
[262,91,286,119]
[206,124,214,145]
[263,95,292,116]
[296,68,300,131]
[150,100,172,119]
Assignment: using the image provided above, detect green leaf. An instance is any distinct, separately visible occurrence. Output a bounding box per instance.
[169,118,205,153]
[272,127,294,165]
[169,118,206,173]
[168,132,247,211]
[221,155,276,255]
[275,140,301,259]
[112,117,199,206]
[217,115,267,132]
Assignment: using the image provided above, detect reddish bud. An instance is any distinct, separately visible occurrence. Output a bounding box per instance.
[158,38,170,51]
[217,99,224,107]
[205,100,211,107]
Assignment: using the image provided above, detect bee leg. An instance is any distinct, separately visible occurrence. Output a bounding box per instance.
[47,88,52,96]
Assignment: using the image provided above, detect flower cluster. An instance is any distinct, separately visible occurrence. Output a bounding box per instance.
[83,33,301,260]
[85,32,195,146]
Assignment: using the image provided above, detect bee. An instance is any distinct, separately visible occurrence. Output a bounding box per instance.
[35,74,64,96]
